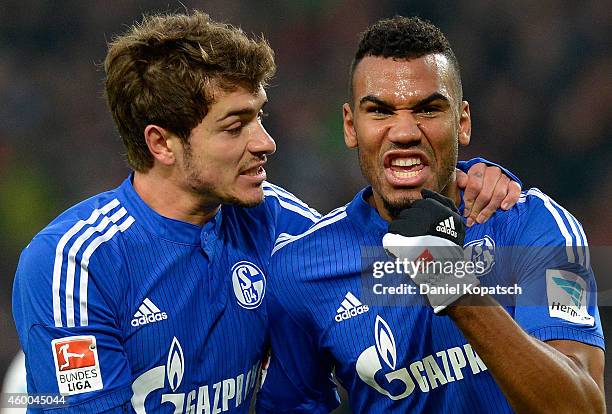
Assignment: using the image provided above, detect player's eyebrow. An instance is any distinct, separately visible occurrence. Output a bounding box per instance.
[412,92,450,108]
[359,95,394,110]
[359,92,449,110]
[216,100,268,122]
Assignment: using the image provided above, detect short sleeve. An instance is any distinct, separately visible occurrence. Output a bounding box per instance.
[509,190,604,350]
[13,234,133,412]
[262,182,320,241]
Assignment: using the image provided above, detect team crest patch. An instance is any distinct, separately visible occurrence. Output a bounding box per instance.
[51,335,103,395]
[231,261,266,309]
[464,235,496,277]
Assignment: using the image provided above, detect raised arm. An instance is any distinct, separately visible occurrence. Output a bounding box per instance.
[383,189,605,414]
[447,296,604,414]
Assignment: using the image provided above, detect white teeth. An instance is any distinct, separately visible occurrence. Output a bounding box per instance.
[393,170,420,179]
[243,166,263,176]
[390,157,421,167]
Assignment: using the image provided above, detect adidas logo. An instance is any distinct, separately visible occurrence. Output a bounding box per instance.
[435,216,458,238]
[335,292,369,323]
[131,298,168,327]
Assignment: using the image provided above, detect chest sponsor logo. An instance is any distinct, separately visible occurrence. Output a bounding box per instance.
[464,235,496,276]
[355,315,488,400]
[546,269,594,326]
[231,261,266,309]
[132,337,262,413]
[51,335,103,395]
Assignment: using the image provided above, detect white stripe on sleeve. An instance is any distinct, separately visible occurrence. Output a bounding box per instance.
[53,199,120,327]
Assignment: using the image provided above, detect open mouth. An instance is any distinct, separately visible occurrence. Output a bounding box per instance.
[389,157,425,178]
[239,163,267,183]
[241,165,265,176]
[384,153,429,186]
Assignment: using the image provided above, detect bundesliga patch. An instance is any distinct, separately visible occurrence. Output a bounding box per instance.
[546,269,594,326]
[51,335,103,395]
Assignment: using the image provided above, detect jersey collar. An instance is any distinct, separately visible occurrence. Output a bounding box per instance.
[118,175,203,245]
[347,187,467,230]
[200,207,223,257]
[346,187,388,235]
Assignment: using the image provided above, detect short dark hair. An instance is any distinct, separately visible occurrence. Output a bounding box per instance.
[348,16,462,104]
[104,11,276,172]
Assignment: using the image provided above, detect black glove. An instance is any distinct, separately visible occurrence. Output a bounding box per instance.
[383,189,478,313]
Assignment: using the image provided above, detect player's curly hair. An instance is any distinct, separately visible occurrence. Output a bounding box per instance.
[104,11,276,172]
[348,16,462,104]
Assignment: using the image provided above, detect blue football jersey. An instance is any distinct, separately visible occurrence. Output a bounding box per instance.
[12,176,319,413]
[258,187,603,413]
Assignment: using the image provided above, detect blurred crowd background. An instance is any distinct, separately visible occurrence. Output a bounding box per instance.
[1,0,610,409]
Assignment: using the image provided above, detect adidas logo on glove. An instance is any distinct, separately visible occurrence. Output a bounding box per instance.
[383,189,477,314]
[436,216,458,238]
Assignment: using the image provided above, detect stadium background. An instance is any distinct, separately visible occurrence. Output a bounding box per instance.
[0,0,610,410]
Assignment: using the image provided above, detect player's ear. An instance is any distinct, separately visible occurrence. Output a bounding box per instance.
[144,125,177,166]
[343,103,358,148]
[458,101,471,147]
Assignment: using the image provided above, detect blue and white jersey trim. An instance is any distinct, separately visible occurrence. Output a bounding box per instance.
[272,206,348,255]
[519,188,590,268]
[263,182,321,223]
[52,198,135,327]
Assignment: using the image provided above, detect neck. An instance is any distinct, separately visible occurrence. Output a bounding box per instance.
[441,173,461,208]
[132,170,220,226]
